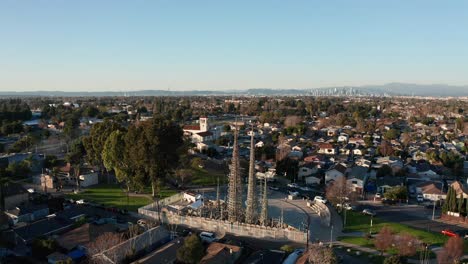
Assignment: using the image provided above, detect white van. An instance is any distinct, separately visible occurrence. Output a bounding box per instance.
[199,232,216,243]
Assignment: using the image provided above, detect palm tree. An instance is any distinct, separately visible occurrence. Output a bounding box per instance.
[0,170,13,211]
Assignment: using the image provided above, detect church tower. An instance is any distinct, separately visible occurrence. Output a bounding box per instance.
[200,117,208,132]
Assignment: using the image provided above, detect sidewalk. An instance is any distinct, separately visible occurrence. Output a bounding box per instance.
[331,241,390,257]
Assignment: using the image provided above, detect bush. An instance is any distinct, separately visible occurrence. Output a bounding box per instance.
[384,255,403,264]
[31,238,58,260]
[176,234,204,264]
[280,244,294,253]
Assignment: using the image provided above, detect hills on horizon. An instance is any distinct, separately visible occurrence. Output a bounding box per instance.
[0,83,467,97]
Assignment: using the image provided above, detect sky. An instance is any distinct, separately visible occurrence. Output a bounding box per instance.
[0,0,467,91]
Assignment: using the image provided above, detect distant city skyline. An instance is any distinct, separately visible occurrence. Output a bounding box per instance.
[1,1,467,91]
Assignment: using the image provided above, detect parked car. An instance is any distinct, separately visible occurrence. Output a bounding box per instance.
[299,186,312,191]
[199,231,217,243]
[440,229,459,237]
[362,209,376,216]
[76,199,88,205]
[375,193,382,199]
[336,203,353,210]
[416,194,424,203]
[287,183,299,188]
[282,249,305,264]
[269,186,280,191]
[314,196,327,204]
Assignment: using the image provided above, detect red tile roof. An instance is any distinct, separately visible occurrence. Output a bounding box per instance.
[183,125,200,131]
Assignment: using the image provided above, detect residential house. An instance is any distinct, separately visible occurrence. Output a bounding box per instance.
[305,176,321,185]
[318,143,336,155]
[6,204,49,224]
[337,134,349,143]
[416,182,446,201]
[298,164,318,179]
[200,242,242,264]
[4,183,29,210]
[355,158,371,167]
[346,166,369,193]
[79,169,99,187]
[451,181,468,199]
[325,163,347,183]
[56,223,116,252]
[244,249,286,264]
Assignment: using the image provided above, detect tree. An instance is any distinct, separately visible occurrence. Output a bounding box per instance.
[378,141,394,157]
[126,116,184,213]
[437,236,464,264]
[384,129,400,140]
[83,120,123,182]
[87,232,123,257]
[326,176,353,207]
[0,168,13,211]
[395,233,418,257]
[458,195,466,216]
[383,255,403,264]
[377,164,393,177]
[176,234,204,264]
[384,186,407,201]
[66,139,85,191]
[31,237,59,260]
[308,244,337,264]
[374,226,394,254]
[102,130,133,191]
[443,187,453,213]
[455,117,464,134]
[174,169,192,188]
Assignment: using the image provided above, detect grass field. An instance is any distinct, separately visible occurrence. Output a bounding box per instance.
[343,211,448,246]
[66,184,153,211]
[190,167,226,186]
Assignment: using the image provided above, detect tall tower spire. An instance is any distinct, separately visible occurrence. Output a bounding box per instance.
[227,126,243,222]
[259,177,268,226]
[245,124,257,224]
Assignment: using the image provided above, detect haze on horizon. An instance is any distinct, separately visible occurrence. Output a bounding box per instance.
[1,0,467,92]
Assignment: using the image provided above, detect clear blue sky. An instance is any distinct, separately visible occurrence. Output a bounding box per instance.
[1,0,467,91]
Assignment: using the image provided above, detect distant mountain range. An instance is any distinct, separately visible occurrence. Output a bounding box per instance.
[0,83,467,97]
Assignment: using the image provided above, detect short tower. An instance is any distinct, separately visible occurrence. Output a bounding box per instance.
[200,117,208,132]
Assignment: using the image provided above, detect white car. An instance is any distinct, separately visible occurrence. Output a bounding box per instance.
[199,231,217,243]
[375,193,382,199]
[76,199,88,205]
[314,196,327,204]
[287,183,299,188]
[416,194,424,202]
[336,203,353,210]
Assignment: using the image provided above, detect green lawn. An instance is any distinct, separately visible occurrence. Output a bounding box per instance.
[66,184,153,211]
[343,211,448,246]
[142,185,178,199]
[190,167,225,186]
[338,236,374,248]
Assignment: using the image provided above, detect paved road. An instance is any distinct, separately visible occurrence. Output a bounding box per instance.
[357,201,467,233]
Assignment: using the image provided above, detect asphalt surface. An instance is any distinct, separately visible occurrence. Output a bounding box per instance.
[357,201,467,234]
